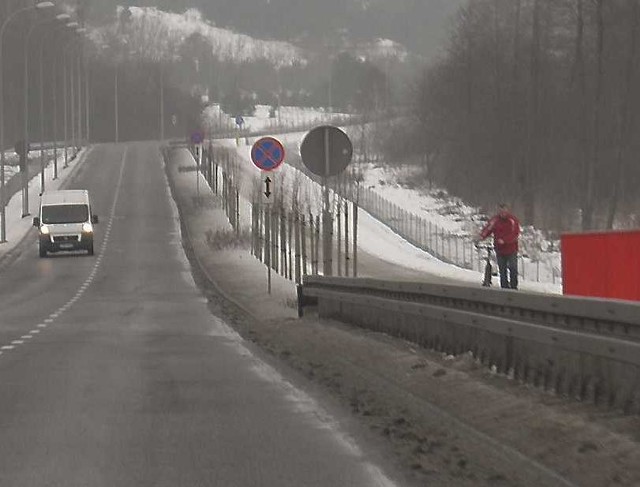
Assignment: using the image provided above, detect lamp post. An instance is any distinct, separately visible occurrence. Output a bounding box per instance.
[63,34,82,165]
[24,13,69,202]
[76,28,86,150]
[114,60,119,143]
[0,1,55,241]
[39,15,71,193]
[47,20,75,180]
[61,23,78,169]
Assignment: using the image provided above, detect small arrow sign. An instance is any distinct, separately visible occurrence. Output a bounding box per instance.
[264,177,272,199]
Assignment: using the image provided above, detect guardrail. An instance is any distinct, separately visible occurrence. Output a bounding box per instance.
[300,276,640,414]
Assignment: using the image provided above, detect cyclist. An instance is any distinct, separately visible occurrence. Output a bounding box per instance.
[476,203,520,290]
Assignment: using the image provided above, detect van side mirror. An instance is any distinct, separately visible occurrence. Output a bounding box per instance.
[33,217,40,227]
[91,215,99,224]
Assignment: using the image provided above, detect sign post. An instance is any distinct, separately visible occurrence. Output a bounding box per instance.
[300,126,353,277]
[15,140,30,217]
[251,136,286,294]
[191,130,205,197]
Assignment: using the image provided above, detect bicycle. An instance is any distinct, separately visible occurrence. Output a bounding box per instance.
[474,244,495,287]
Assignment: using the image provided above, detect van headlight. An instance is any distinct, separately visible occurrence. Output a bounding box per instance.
[40,225,50,235]
[82,223,93,233]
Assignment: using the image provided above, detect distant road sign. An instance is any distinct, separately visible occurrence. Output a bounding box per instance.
[191,130,204,145]
[251,137,285,172]
[300,126,352,177]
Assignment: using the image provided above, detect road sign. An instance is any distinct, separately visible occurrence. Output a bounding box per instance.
[264,176,272,199]
[191,130,204,145]
[300,126,352,177]
[251,137,285,172]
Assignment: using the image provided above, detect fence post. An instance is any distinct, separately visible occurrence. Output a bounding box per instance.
[301,214,308,276]
[288,212,293,281]
[272,206,278,272]
[344,199,350,277]
[353,200,358,278]
[337,201,342,277]
[236,190,240,236]
[295,212,301,283]
[251,202,256,257]
[280,209,287,277]
[315,214,321,275]
[309,212,315,274]
[265,206,271,272]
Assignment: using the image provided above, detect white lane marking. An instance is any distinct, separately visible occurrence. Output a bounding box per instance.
[0,147,130,356]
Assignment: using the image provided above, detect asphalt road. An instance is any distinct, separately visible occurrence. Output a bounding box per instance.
[0,142,398,487]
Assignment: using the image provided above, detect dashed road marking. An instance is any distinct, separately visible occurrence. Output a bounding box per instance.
[0,146,129,358]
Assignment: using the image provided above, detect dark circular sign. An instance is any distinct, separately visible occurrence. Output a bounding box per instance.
[300,126,352,177]
[251,137,285,172]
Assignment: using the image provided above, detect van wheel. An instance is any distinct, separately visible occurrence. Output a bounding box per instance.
[39,245,47,258]
[87,243,94,256]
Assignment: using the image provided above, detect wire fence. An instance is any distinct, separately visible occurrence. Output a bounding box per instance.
[355,185,562,285]
[195,133,562,286]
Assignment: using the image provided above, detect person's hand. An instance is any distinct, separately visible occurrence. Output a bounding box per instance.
[496,238,504,245]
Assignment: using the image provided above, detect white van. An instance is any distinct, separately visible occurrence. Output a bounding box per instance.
[32,190,99,257]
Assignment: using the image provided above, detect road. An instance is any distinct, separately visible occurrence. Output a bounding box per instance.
[0,142,399,487]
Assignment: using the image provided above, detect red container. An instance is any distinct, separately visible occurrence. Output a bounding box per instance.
[561,229,640,301]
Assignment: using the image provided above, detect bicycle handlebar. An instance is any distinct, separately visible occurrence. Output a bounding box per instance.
[474,243,494,251]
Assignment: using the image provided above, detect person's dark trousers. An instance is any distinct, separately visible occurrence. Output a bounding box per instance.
[496,252,518,289]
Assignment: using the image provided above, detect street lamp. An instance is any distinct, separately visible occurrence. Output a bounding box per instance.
[23,13,70,206]
[43,18,74,181]
[76,28,86,149]
[38,14,71,194]
[0,1,55,241]
[62,22,78,168]
[63,29,84,166]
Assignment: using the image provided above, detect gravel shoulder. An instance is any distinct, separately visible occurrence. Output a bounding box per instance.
[165,146,640,487]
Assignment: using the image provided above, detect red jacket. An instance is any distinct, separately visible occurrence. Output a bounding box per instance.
[480,212,520,255]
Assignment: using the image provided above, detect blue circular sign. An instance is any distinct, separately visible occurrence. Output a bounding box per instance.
[251,137,285,172]
[191,130,205,145]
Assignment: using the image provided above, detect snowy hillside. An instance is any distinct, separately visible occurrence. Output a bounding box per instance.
[91,7,305,67]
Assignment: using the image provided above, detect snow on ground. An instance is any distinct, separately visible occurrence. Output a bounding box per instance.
[207,112,563,295]
[203,104,352,135]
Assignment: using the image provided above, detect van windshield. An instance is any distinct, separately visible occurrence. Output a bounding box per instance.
[41,204,88,224]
